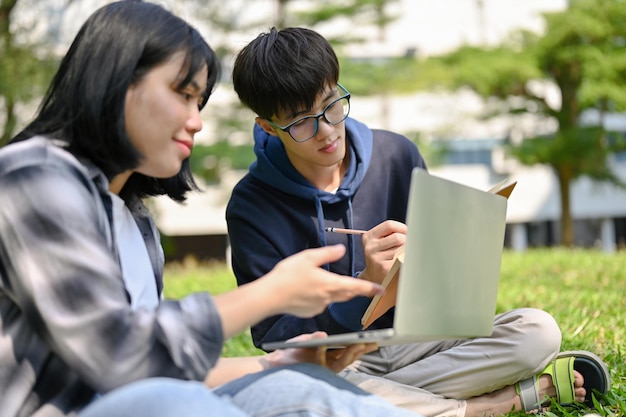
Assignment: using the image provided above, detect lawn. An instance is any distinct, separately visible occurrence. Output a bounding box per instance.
[163,248,625,416]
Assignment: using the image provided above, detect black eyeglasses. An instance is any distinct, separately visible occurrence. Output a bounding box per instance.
[266,84,351,143]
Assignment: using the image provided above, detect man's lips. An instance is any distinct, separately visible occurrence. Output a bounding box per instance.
[319,139,339,153]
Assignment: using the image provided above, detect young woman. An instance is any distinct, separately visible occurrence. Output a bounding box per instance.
[0,1,423,416]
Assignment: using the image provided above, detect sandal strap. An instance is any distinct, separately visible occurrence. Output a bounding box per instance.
[517,376,542,412]
[552,355,575,404]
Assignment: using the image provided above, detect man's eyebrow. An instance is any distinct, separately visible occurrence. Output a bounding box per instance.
[322,87,338,101]
[289,87,339,119]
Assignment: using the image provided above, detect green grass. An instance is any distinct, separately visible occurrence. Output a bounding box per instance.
[163,249,625,416]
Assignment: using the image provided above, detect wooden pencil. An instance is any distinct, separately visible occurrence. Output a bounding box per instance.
[324,227,366,235]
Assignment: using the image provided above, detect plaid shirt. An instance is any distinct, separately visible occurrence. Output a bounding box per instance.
[0,138,224,417]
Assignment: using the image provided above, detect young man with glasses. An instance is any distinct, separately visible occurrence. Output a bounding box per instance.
[226,27,607,416]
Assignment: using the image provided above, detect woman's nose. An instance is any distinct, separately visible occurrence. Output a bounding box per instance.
[187,105,203,134]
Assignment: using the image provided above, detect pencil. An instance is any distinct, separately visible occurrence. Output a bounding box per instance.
[324,227,366,235]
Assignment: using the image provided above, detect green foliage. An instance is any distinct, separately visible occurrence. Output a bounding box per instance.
[416,0,626,246]
[163,248,625,416]
[340,56,455,96]
[0,0,59,146]
[190,141,255,184]
[403,130,448,168]
[0,45,54,101]
[163,260,266,357]
[533,0,626,131]
[163,260,240,297]
[292,0,399,35]
[511,127,626,185]
[438,45,541,99]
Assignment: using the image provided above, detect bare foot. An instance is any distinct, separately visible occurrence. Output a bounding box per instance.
[535,370,586,403]
[464,371,585,417]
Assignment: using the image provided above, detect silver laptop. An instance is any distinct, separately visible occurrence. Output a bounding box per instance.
[262,168,508,350]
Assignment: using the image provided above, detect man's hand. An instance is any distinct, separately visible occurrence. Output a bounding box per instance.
[266,332,378,373]
[359,220,407,284]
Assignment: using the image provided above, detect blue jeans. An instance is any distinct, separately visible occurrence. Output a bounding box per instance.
[77,363,421,416]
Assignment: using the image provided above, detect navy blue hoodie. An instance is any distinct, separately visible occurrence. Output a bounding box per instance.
[226,117,427,350]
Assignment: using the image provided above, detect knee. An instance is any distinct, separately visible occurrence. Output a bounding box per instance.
[500,308,562,370]
[525,308,562,350]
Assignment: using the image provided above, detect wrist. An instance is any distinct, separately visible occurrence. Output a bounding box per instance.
[263,349,285,369]
[251,275,285,317]
[260,353,272,370]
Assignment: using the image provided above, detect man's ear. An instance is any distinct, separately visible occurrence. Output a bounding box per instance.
[255,117,279,137]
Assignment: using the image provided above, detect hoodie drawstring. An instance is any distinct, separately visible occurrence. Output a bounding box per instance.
[315,194,357,277]
[346,197,356,277]
[314,195,330,271]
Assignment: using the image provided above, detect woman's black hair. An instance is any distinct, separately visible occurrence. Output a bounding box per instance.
[232,27,339,120]
[12,0,220,202]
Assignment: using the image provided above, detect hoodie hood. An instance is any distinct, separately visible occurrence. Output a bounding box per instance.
[249,117,373,202]
[249,117,373,277]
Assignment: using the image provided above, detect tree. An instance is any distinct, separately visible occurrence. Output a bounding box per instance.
[427,0,626,246]
[1,0,24,146]
[0,0,69,147]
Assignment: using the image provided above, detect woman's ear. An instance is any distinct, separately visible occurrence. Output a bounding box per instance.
[255,117,279,137]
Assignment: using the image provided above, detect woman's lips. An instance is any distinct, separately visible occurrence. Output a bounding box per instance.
[174,139,193,157]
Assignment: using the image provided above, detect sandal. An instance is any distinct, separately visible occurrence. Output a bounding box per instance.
[516,350,611,411]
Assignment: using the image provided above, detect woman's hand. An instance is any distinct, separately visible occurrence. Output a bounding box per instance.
[265,332,378,373]
[359,220,407,284]
[258,244,384,318]
[214,244,383,340]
